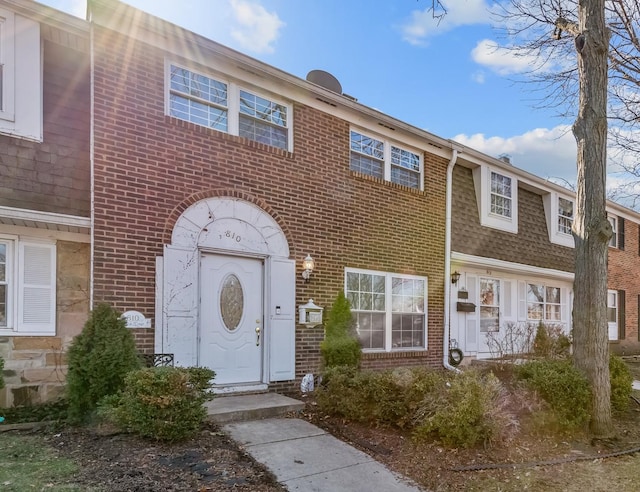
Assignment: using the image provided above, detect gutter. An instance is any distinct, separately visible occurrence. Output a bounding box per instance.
[443,149,461,373]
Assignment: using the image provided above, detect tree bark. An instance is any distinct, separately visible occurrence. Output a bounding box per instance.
[571,0,613,437]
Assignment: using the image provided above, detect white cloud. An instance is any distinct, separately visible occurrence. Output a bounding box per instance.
[452,125,578,182]
[471,39,541,75]
[400,0,494,45]
[229,0,285,54]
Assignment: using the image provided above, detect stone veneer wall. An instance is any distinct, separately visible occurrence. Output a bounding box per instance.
[0,240,90,407]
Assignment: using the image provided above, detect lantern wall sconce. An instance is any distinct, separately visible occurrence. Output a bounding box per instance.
[451,271,461,285]
[301,254,315,283]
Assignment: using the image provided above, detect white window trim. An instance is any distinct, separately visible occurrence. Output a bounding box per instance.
[608,214,618,248]
[350,127,424,191]
[0,8,15,122]
[0,234,56,336]
[165,60,293,152]
[543,192,575,248]
[472,166,518,233]
[345,267,428,352]
[607,289,618,340]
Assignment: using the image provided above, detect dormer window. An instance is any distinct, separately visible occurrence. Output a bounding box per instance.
[558,197,574,235]
[472,166,518,233]
[349,129,423,190]
[490,172,512,218]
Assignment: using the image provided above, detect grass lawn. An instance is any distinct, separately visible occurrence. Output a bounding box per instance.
[0,432,90,491]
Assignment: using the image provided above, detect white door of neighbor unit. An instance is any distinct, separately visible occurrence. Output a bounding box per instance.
[200,254,263,385]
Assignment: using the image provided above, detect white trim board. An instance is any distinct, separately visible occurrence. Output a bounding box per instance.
[451,251,574,281]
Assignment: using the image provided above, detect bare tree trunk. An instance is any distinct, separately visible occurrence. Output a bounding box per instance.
[571,0,613,437]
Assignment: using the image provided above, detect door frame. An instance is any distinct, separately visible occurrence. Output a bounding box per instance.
[198,248,270,391]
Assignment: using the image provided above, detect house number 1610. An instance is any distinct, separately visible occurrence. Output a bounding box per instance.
[221,230,241,242]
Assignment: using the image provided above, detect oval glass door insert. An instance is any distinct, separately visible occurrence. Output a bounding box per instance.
[220,274,244,331]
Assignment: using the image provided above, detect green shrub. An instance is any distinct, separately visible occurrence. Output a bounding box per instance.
[0,399,68,424]
[515,359,590,430]
[533,323,571,359]
[413,370,513,448]
[66,303,142,423]
[610,354,633,412]
[100,366,215,442]
[320,292,361,369]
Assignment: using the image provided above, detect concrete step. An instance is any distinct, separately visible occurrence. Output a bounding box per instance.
[205,393,305,424]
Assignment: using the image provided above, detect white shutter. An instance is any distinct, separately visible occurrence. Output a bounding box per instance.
[465,274,478,352]
[518,281,527,321]
[163,245,198,367]
[18,242,56,334]
[268,257,295,381]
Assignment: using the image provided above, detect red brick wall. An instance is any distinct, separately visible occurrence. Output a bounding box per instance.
[0,39,90,217]
[91,27,449,387]
[608,218,640,349]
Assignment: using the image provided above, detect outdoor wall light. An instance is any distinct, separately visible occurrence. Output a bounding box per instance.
[302,254,315,283]
[451,271,461,285]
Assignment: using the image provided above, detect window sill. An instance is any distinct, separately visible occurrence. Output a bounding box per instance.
[0,329,56,337]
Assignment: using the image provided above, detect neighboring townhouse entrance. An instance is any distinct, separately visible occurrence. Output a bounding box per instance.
[200,254,263,385]
[156,197,296,390]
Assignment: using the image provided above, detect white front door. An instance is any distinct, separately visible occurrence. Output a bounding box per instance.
[200,254,263,385]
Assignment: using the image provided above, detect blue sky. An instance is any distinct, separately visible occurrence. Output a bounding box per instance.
[40,0,581,184]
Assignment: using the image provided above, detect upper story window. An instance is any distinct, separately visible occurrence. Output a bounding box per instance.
[345,268,427,351]
[349,130,423,190]
[168,63,291,151]
[608,214,625,250]
[490,172,512,218]
[558,197,574,235]
[472,166,518,233]
[0,8,41,141]
[0,236,56,335]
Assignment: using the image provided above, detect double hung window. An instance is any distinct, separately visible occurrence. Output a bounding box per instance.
[526,283,562,322]
[490,172,512,218]
[168,64,290,150]
[0,237,56,334]
[558,197,573,235]
[345,269,427,351]
[349,130,423,190]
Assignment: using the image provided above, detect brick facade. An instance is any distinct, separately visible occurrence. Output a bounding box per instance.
[608,218,640,351]
[91,25,449,391]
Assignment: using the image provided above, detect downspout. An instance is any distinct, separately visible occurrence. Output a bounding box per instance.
[88,5,95,310]
[443,148,460,372]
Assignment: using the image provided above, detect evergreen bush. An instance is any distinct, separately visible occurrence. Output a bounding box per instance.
[610,354,633,412]
[515,359,591,430]
[100,366,215,442]
[66,303,142,423]
[320,292,361,369]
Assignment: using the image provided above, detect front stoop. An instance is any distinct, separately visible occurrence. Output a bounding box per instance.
[206,393,305,424]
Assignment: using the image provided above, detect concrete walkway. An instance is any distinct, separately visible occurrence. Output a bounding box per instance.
[223,417,425,492]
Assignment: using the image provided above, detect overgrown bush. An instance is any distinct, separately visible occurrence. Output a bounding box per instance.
[316,366,443,428]
[412,369,516,448]
[66,303,142,423]
[533,323,571,359]
[515,359,591,430]
[100,366,215,442]
[320,292,361,369]
[610,354,633,412]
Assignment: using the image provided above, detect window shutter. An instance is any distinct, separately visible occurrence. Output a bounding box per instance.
[18,242,56,334]
[618,218,625,250]
[518,281,527,321]
[163,245,199,367]
[503,280,514,320]
[269,257,296,381]
[618,290,626,340]
[465,275,478,352]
